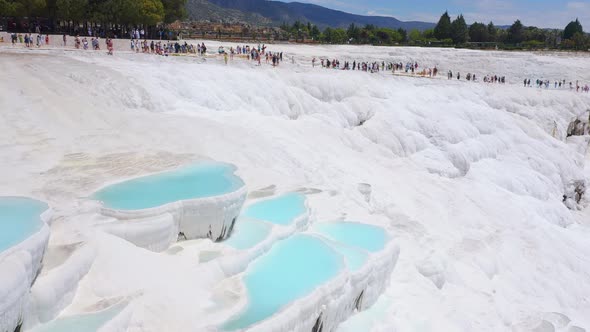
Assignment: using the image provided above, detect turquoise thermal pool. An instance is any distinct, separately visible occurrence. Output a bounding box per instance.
[312,221,388,252]
[241,193,306,225]
[325,241,369,271]
[0,197,48,252]
[93,163,244,211]
[223,217,273,250]
[223,234,343,330]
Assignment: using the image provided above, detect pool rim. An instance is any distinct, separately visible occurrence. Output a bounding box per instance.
[310,220,391,252]
[240,192,308,226]
[90,162,247,215]
[218,224,399,332]
[0,196,52,254]
[221,232,348,331]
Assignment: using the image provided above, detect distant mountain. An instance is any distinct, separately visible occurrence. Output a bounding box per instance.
[188,0,435,31]
[187,0,272,25]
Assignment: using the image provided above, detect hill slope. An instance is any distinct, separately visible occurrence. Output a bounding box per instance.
[186,0,271,25]
[188,0,434,30]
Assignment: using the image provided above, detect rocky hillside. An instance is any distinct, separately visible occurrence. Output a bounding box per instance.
[186,0,272,25]
[187,0,434,30]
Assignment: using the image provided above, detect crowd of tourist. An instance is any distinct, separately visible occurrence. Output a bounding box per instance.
[311,57,509,85]
[309,55,590,93]
[313,58,437,75]
[221,44,284,66]
[523,78,589,92]
[4,33,590,92]
[9,32,50,48]
[312,56,510,85]
[128,39,206,56]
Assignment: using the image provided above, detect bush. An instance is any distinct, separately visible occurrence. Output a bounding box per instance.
[522,40,545,49]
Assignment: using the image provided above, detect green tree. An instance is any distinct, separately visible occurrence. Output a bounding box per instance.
[450,14,468,44]
[161,0,186,24]
[358,27,372,43]
[279,21,289,32]
[322,27,333,43]
[43,0,59,25]
[97,0,162,26]
[469,22,489,42]
[56,0,87,23]
[136,0,164,25]
[487,21,497,42]
[408,29,423,42]
[523,26,547,43]
[397,28,408,42]
[111,0,138,25]
[573,32,589,49]
[507,19,524,44]
[545,29,560,47]
[0,0,18,16]
[389,29,403,43]
[423,28,435,39]
[331,28,347,43]
[564,18,584,40]
[434,11,451,40]
[374,28,395,44]
[12,0,47,17]
[311,25,320,40]
[347,23,360,41]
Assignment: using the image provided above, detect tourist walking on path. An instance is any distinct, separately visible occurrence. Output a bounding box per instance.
[106,38,114,55]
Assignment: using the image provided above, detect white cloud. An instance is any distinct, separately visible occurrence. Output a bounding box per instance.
[567,1,589,10]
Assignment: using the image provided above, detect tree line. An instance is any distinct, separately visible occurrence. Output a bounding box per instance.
[0,0,187,37]
[432,12,587,50]
[280,21,408,45]
[280,13,588,50]
[2,2,587,50]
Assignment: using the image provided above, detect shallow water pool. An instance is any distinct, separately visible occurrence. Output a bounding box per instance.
[0,197,48,252]
[312,222,388,252]
[325,241,369,271]
[223,217,273,250]
[241,193,306,225]
[223,234,343,330]
[93,163,244,211]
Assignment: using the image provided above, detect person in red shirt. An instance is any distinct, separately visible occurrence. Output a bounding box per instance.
[107,38,114,55]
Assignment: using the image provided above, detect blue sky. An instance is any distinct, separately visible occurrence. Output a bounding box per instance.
[281,0,590,29]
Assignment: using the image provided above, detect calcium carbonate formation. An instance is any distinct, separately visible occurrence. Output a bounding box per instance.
[221,221,399,332]
[1,40,590,332]
[92,163,248,251]
[0,172,398,332]
[0,198,51,332]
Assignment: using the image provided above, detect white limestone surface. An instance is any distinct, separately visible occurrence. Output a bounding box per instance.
[0,209,51,332]
[1,42,590,331]
[24,243,97,329]
[98,184,247,247]
[217,230,399,332]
